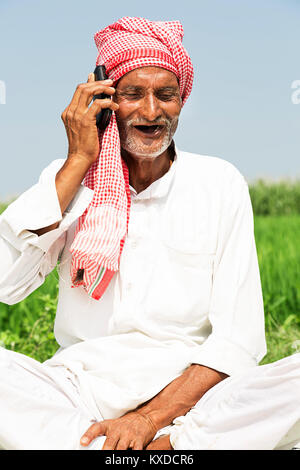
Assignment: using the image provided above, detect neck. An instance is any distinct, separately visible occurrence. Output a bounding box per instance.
[121,143,175,194]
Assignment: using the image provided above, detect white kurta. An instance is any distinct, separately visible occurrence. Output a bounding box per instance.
[0,147,266,419]
[2,146,296,450]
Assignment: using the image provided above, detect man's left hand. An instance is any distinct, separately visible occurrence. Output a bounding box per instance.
[80,411,157,450]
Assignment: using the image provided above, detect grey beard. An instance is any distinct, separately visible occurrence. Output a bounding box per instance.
[120,117,178,159]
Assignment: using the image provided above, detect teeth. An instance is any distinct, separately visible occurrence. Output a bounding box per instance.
[135,125,160,133]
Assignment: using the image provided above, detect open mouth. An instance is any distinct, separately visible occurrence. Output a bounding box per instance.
[134,124,164,136]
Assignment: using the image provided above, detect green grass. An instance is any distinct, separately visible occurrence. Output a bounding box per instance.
[249,179,300,216]
[254,215,300,364]
[0,183,299,365]
[0,271,60,362]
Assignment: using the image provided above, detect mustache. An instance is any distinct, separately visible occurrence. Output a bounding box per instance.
[126,117,172,130]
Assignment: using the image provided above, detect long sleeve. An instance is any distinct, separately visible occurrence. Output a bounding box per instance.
[0,159,93,305]
[190,166,267,376]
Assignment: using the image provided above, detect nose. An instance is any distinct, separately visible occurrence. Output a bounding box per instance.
[139,92,162,122]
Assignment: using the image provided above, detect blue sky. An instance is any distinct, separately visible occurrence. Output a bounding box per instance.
[0,0,299,199]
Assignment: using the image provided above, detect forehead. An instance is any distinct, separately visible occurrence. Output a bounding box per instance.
[116,66,179,89]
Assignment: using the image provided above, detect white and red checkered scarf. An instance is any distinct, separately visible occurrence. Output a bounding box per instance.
[70,16,194,300]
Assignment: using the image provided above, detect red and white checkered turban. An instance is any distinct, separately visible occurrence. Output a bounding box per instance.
[70,17,194,300]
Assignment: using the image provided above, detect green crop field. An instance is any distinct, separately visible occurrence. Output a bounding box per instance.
[255,215,300,363]
[0,180,299,365]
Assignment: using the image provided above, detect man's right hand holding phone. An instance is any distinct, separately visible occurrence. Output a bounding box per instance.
[58,74,119,207]
[31,74,118,237]
[61,73,118,167]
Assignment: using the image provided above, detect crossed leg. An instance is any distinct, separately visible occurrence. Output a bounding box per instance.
[0,347,105,450]
[169,353,300,450]
[1,346,299,450]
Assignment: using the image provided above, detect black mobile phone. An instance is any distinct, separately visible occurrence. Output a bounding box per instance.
[93,65,112,130]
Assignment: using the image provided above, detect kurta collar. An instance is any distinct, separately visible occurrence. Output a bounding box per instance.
[129,143,179,201]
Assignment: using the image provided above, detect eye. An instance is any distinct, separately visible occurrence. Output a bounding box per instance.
[124,92,141,100]
[159,94,174,101]
[157,92,177,101]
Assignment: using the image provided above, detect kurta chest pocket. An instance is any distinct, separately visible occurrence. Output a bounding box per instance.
[143,237,215,327]
[163,239,215,270]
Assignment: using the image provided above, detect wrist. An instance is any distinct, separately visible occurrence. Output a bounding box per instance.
[135,410,158,436]
[66,152,96,170]
[137,402,188,432]
[55,154,94,215]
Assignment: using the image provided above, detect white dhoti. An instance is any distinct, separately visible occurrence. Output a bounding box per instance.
[0,347,102,450]
[0,347,299,450]
[169,353,300,450]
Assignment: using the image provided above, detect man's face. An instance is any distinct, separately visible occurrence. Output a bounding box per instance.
[114,66,182,159]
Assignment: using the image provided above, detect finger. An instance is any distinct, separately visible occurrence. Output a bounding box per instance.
[116,439,131,450]
[102,435,119,450]
[67,78,113,115]
[61,74,108,126]
[87,72,95,83]
[66,82,88,113]
[76,83,116,111]
[80,421,106,446]
[61,72,100,120]
[62,84,118,126]
[83,98,119,121]
[132,440,144,450]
